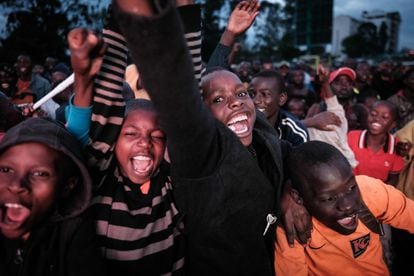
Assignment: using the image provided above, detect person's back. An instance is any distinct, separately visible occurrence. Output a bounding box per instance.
[275,141,414,276]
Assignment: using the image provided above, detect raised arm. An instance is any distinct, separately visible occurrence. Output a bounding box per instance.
[88,16,128,152]
[66,28,106,146]
[207,0,259,69]
[176,0,203,87]
[302,66,342,130]
[69,29,106,108]
[114,0,219,178]
[66,6,129,175]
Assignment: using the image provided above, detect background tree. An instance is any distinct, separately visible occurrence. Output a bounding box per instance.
[342,21,389,58]
[342,22,388,58]
[198,0,292,63]
[250,1,282,60]
[198,0,226,62]
[0,0,105,64]
[279,0,301,60]
[341,34,365,58]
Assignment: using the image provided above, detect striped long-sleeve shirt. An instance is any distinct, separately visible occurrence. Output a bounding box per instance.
[85,5,202,275]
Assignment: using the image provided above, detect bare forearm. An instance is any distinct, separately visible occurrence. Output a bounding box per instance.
[321,82,334,98]
[73,74,94,107]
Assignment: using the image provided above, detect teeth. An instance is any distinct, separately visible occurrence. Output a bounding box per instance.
[4,203,24,209]
[371,123,381,128]
[132,156,151,161]
[258,109,265,113]
[228,114,248,125]
[228,124,248,135]
[338,214,356,224]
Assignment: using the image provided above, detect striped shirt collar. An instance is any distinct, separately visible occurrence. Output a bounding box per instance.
[358,129,395,154]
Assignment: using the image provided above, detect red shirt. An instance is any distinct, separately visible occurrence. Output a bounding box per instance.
[348,130,404,182]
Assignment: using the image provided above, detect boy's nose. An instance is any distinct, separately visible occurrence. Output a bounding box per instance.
[7,178,28,194]
[337,195,354,212]
[229,96,243,109]
[253,95,262,105]
[136,136,151,148]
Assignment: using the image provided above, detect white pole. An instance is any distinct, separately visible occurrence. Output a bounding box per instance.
[32,73,75,110]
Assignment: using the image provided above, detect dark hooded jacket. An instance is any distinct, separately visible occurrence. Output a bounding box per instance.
[0,118,104,276]
[115,3,283,275]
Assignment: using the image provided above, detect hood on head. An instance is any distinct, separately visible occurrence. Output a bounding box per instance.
[0,117,92,221]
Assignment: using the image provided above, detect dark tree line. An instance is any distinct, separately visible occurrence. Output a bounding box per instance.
[0,0,300,65]
[197,0,300,62]
[0,0,106,64]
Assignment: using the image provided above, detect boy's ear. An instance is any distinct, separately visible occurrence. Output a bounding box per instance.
[279,92,288,106]
[289,188,304,205]
[61,176,79,198]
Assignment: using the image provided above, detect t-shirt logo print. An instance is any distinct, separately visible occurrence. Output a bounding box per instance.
[350,233,370,258]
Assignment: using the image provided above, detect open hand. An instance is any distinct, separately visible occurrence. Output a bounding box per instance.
[226,0,260,36]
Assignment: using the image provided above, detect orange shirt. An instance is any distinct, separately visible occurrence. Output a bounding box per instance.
[275,175,414,276]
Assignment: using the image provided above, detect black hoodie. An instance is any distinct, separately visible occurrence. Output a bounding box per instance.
[0,118,105,276]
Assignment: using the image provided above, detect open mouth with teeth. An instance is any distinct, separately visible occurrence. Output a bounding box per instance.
[0,203,31,231]
[131,155,154,175]
[227,113,250,135]
[19,67,28,74]
[337,214,358,230]
[369,122,382,131]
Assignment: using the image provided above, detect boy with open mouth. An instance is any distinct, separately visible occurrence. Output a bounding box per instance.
[275,141,414,276]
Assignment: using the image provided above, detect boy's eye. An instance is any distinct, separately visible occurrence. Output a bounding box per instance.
[0,167,12,174]
[124,132,136,137]
[32,171,50,178]
[151,132,166,142]
[320,196,335,203]
[347,184,357,193]
[248,89,256,97]
[213,96,224,104]
[237,90,248,97]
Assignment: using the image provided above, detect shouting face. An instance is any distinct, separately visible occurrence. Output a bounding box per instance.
[115,109,166,184]
[202,70,256,146]
[300,162,362,235]
[0,143,64,240]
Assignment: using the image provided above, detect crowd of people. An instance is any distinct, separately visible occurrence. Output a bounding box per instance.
[0,0,414,275]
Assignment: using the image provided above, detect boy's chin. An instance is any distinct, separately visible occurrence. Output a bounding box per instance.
[0,228,29,240]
